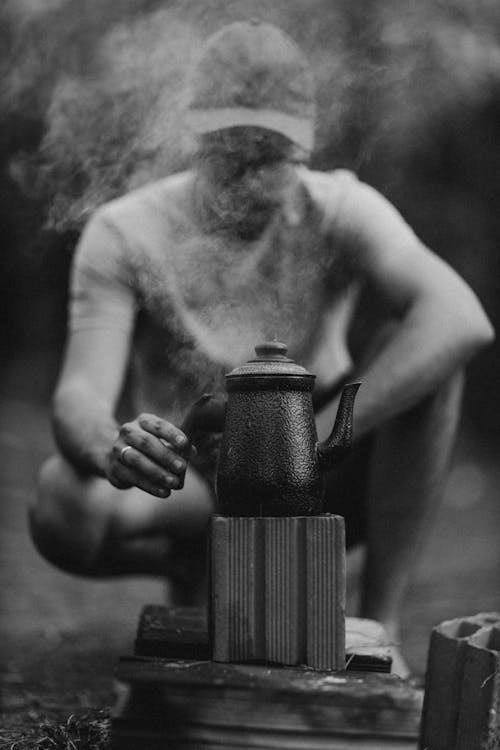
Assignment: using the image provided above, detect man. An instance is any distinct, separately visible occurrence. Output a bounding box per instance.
[30,21,494,676]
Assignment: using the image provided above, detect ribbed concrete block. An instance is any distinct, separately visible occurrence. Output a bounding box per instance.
[210,515,345,670]
[210,517,265,662]
[421,619,482,749]
[420,612,500,750]
[306,515,346,670]
[264,517,306,664]
[455,626,500,750]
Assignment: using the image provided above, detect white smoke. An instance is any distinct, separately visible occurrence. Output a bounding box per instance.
[4,0,68,21]
[3,0,500,229]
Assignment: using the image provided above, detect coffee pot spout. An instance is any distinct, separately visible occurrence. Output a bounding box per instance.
[317,382,361,472]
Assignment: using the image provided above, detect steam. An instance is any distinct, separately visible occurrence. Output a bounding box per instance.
[3,0,500,231]
[372,4,500,165]
[39,9,202,229]
[3,0,68,21]
[125,210,348,422]
[2,0,500,426]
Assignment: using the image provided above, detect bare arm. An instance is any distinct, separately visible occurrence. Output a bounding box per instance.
[338,182,495,437]
[354,245,493,436]
[54,207,190,495]
[52,327,130,477]
[53,325,190,497]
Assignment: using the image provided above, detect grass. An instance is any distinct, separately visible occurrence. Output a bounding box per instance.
[0,712,110,750]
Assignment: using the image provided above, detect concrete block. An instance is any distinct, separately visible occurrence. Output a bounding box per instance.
[210,517,264,662]
[210,514,345,670]
[306,515,346,669]
[420,612,500,750]
[264,517,306,664]
[455,626,500,750]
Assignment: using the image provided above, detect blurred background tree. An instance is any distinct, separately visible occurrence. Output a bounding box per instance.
[1,0,499,428]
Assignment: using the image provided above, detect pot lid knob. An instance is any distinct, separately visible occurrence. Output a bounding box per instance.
[254,341,290,360]
[226,341,314,379]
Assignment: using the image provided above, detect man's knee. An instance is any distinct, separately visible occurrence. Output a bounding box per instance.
[30,455,66,542]
[29,456,104,575]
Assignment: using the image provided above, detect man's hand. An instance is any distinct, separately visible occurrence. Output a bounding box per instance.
[105,413,190,498]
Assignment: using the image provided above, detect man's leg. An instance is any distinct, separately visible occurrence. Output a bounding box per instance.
[322,369,463,675]
[360,370,464,674]
[30,457,214,603]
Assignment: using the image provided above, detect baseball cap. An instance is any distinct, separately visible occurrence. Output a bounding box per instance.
[186,20,316,152]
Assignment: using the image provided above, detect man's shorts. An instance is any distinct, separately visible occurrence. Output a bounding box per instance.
[323,435,373,549]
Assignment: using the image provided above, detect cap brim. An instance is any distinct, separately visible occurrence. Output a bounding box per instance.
[186,107,314,152]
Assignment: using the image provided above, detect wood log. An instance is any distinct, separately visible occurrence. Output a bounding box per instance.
[112,656,422,749]
[135,605,392,672]
[135,605,209,659]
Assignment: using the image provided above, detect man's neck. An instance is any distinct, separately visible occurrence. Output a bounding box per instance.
[192,164,306,240]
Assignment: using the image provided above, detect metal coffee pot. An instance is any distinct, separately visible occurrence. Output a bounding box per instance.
[183,342,360,517]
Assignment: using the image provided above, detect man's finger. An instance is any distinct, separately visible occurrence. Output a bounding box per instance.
[108,461,136,490]
[110,457,173,499]
[118,426,187,476]
[137,413,190,454]
[114,443,183,491]
[131,474,173,498]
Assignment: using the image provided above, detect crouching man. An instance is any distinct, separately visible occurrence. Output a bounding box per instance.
[30,21,494,676]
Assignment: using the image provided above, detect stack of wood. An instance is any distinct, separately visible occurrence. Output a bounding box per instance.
[134,604,393,673]
[420,612,500,749]
[112,605,422,749]
[110,506,428,748]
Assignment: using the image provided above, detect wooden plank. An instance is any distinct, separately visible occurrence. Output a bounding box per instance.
[135,606,392,672]
[135,605,209,659]
[112,721,418,749]
[117,612,415,748]
[113,657,422,739]
[345,618,391,673]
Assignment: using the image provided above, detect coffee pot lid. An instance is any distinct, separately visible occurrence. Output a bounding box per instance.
[226,341,314,378]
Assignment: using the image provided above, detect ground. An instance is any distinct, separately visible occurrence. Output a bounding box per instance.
[0,352,499,746]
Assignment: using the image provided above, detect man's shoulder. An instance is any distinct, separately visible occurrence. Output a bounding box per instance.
[96,171,194,229]
[298,167,393,237]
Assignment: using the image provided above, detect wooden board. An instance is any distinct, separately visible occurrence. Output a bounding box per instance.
[112,724,418,750]
[135,605,392,673]
[112,657,422,749]
[114,607,416,747]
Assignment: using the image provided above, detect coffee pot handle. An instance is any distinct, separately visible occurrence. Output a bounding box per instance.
[180,393,227,442]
